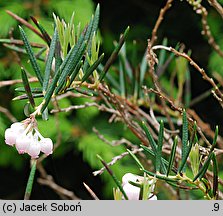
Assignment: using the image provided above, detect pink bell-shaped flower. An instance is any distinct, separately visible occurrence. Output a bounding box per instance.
[15,134,31,154]
[27,140,41,159]
[5,128,16,146]
[40,138,53,155]
[123,182,140,200]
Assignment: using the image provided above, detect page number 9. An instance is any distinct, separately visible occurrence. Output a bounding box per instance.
[213,203,219,211]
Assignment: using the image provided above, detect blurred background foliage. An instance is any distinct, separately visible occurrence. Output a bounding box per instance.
[0,0,222,199]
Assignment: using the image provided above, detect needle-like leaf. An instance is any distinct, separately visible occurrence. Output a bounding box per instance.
[21,67,35,108]
[97,155,128,200]
[156,120,164,173]
[212,153,218,199]
[167,136,178,176]
[19,26,43,85]
[181,109,188,173]
[43,29,58,94]
[99,26,130,81]
[30,16,51,46]
[127,149,144,170]
[81,53,104,83]
[193,152,214,182]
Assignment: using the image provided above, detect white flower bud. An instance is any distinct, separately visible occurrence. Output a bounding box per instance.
[40,138,53,155]
[27,141,41,159]
[15,135,31,154]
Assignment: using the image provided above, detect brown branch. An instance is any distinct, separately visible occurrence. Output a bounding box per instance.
[152,45,223,108]
[0,77,38,88]
[6,10,45,41]
[37,177,79,200]
[187,1,223,58]
[150,0,174,46]
[83,182,99,200]
[207,0,223,19]
[0,106,17,122]
[0,39,46,48]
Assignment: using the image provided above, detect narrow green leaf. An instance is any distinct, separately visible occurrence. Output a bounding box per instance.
[193,152,214,182]
[212,154,218,198]
[30,16,51,46]
[139,50,148,86]
[55,41,87,94]
[97,155,128,200]
[178,122,197,173]
[143,169,177,182]
[3,44,45,61]
[24,160,37,200]
[83,4,100,71]
[167,136,178,177]
[119,55,127,97]
[158,38,168,68]
[156,121,164,173]
[127,149,144,170]
[69,61,83,85]
[43,29,58,94]
[81,53,104,83]
[73,87,95,97]
[142,121,157,153]
[19,26,43,85]
[99,26,130,81]
[181,109,188,173]
[13,93,43,101]
[21,67,35,108]
[140,144,169,174]
[210,126,218,152]
[40,66,61,113]
[15,87,43,93]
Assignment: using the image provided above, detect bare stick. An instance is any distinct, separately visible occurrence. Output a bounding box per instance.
[6,10,45,41]
[187,1,223,58]
[83,182,99,200]
[0,77,38,88]
[0,106,17,122]
[37,177,79,200]
[152,45,223,108]
[207,0,223,19]
[151,0,174,46]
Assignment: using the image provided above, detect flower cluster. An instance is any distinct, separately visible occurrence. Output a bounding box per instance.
[5,118,53,159]
[122,173,157,200]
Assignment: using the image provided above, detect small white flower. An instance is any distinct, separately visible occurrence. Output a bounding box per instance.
[4,118,53,158]
[27,140,41,159]
[15,134,31,154]
[122,173,157,200]
[5,128,16,146]
[40,138,53,155]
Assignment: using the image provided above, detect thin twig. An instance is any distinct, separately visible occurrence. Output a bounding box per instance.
[0,77,38,88]
[152,45,223,108]
[37,177,79,200]
[6,10,45,41]
[207,0,223,19]
[0,106,17,122]
[150,0,175,46]
[187,1,223,58]
[83,182,99,200]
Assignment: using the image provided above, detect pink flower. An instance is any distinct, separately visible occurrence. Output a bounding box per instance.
[15,134,31,154]
[122,173,157,200]
[40,138,53,155]
[27,140,41,159]
[4,119,54,158]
